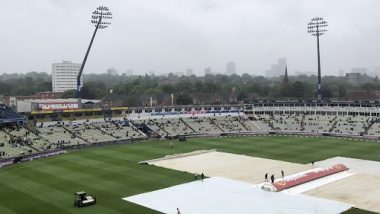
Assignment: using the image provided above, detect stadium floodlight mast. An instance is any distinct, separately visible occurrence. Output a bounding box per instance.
[77,6,112,107]
[307,17,328,101]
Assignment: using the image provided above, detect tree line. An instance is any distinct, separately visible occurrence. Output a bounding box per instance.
[1,72,378,105]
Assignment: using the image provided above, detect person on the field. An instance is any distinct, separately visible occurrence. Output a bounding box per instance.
[170,142,173,149]
[201,173,205,181]
[270,174,275,183]
[281,170,284,178]
[265,173,268,182]
[194,172,198,180]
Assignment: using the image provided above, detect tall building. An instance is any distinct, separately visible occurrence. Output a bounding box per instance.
[148,70,156,76]
[125,69,134,76]
[294,70,314,76]
[107,68,118,76]
[204,67,212,75]
[375,67,380,76]
[185,68,194,76]
[346,72,362,86]
[173,72,185,76]
[351,67,367,75]
[52,61,82,92]
[226,61,236,75]
[266,58,287,77]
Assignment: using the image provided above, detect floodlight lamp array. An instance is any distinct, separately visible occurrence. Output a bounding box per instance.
[91,6,112,29]
[307,17,328,36]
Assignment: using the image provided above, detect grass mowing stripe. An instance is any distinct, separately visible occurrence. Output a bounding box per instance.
[0,205,17,214]
[63,153,187,185]
[0,175,70,213]
[15,164,132,213]
[45,151,193,193]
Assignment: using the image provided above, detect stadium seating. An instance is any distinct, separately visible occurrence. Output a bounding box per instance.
[64,123,117,143]
[6,126,57,152]
[0,130,35,159]
[302,115,335,133]
[38,126,87,147]
[250,115,273,131]
[1,111,378,160]
[270,114,302,132]
[134,115,259,136]
[132,119,168,136]
[211,116,249,133]
[366,122,380,136]
[0,104,22,120]
[154,118,194,136]
[181,117,222,134]
[91,121,145,140]
[331,116,370,135]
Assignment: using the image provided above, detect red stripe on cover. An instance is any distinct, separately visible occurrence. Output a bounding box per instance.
[273,164,349,191]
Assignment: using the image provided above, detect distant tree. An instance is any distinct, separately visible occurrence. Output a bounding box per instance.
[175,93,193,105]
[80,81,107,99]
[61,90,76,98]
[160,84,175,94]
[292,81,309,98]
[37,81,52,92]
[237,91,248,101]
[81,85,97,99]
[338,84,346,98]
[321,87,333,98]
[0,81,11,95]
[168,73,175,79]
[175,80,193,93]
[144,88,163,96]
[360,83,376,92]
[4,71,380,103]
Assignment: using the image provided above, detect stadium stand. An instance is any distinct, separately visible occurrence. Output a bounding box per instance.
[0,129,35,159]
[250,115,273,132]
[91,120,145,140]
[132,115,259,136]
[6,126,55,152]
[4,101,380,161]
[0,103,24,127]
[331,116,370,136]
[64,122,117,143]
[152,118,195,136]
[38,125,88,147]
[271,113,302,132]
[1,109,378,161]
[211,115,249,133]
[132,118,168,137]
[181,116,222,134]
[302,114,335,133]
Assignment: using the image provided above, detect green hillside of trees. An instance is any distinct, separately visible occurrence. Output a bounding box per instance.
[1,72,378,105]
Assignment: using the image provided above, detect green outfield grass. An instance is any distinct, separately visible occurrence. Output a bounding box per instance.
[0,136,379,214]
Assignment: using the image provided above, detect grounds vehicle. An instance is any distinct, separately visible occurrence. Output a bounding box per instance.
[74,191,96,207]
[178,136,187,141]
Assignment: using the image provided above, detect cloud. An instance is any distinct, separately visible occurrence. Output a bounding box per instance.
[0,0,379,76]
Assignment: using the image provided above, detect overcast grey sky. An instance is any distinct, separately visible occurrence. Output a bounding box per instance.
[1,0,379,76]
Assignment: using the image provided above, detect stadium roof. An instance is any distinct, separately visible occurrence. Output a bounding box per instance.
[22,98,101,104]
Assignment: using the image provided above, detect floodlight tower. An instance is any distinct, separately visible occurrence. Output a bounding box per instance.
[307,17,328,101]
[77,6,112,107]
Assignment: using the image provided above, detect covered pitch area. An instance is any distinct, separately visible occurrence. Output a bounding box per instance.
[123,177,351,214]
[141,150,380,213]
